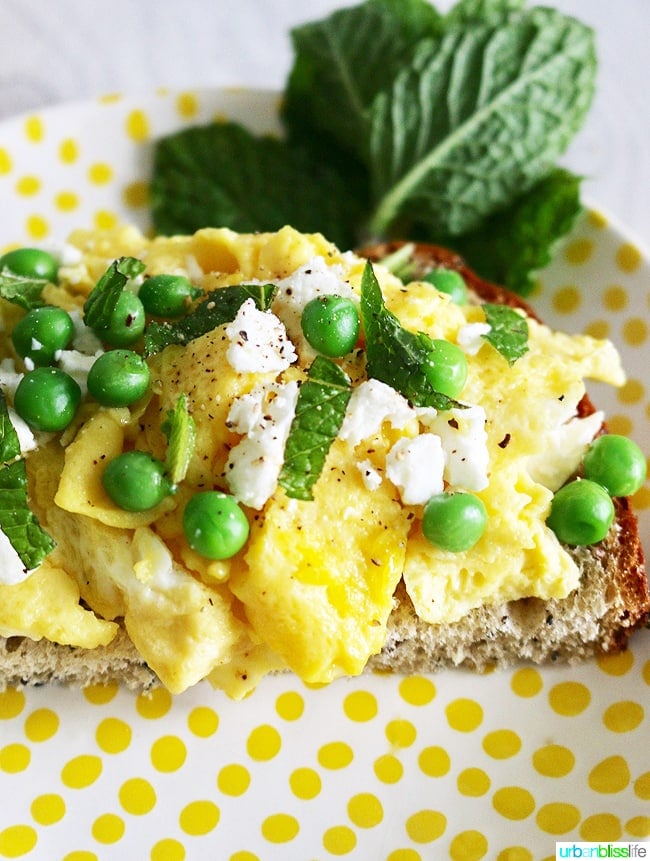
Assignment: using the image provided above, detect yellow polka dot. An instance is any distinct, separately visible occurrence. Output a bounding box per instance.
[618,378,645,405]
[246,724,281,761]
[136,687,172,719]
[274,690,304,721]
[289,766,321,799]
[588,755,630,793]
[387,851,421,861]
[83,682,118,704]
[30,792,66,826]
[536,802,581,834]
[553,285,581,314]
[119,776,157,814]
[24,116,45,142]
[15,175,41,196]
[318,740,353,770]
[151,735,187,772]
[626,816,650,838]
[405,810,447,843]
[445,698,483,732]
[25,214,49,240]
[88,162,113,185]
[61,754,102,789]
[482,729,521,759]
[633,484,650,509]
[95,717,131,754]
[0,743,31,773]
[343,689,377,721]
[497,848,532,861]
[548,681,590,716]
[63,853,97,861]
[150,838,186,861]
[583,319,611,339]
[564,238,594,265]
[603,284,628,312]
[510,667,543,697]
[99,92,123,103]
[261,813,299,844]
[347,792,383,828]
[492,786,535,820]
[580,813,622,841]
[418,745,451,777]
[634,771,650,800]
[24,707,59,742]
[587,209,608,229]
[93,209,119,230]
[217,763,251,797]
[59,138,79,164]
[322,825,356,855]
[91,813,125,844]
[607,414,633,436]
[616,242,642,273]
[179,800,220,836]
[449,830,488,861]
[187,705,218,737]
[0,824,38,857]
[385,718,417,748]
[532,744,575,778]
[177,92,199,120]
[457,767,490,797]
[374,753,403,784]
[229,853,259,861]
[398,676,435,706]
[598,649,635,676]
[0,147,12,174]
[622,316,648,346]
[125,109,150,142]
[602,700,644,732]
[55,191,79,212]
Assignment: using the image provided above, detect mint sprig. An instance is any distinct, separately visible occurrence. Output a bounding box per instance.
[83,256,145,331]
[0,269,48,311]
[278,356,352,501]
[144,282,277,356]
[482,302,529,364]
[360,262,464,410]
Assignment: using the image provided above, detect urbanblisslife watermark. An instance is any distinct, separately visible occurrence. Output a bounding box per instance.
[556,843,649,859]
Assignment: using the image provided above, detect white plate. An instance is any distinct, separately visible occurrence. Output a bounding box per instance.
[0,89,648,861]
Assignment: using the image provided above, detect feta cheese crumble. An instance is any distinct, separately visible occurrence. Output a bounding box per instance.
[339,379,416,448]
[419,405,489,491]
[457,322,491,355]
[385,434,445,504]
[225,298,297,373]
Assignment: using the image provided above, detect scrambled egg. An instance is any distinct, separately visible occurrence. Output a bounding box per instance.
[0,225,624,695]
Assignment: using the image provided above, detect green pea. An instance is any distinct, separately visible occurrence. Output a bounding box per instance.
[87,349,150,407]
[138,274,202,318]
[422,268,468,305]
[546,479,615,546]
[0,247,58,282]
[582,434,647,497]
[300,295,360,357]
[422,491,487,552]
[421,337,468,399]
[13,367,81,432]
[12,305,74,366]
[98,292,146,347]
[183,491,250,560]
[102,451,173,512]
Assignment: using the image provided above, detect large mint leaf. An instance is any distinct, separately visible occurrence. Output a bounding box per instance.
[144,282,277,355]
[84,256,145,330]
[278,356,352,501]
[0,458,56,571]
[360,262,464,410]
[368,7,596,237]
[482,303,529,365]
[0,392,21,465]
[0,270,47,310]
[444,0,525,28]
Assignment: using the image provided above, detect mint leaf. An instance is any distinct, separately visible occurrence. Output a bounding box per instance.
[144,282,277,356]
[444,0,525,28]
[368,7,596,237]
[445,168,583,295]
[278,356,352,501]
[0,269,47,310]
[360,262,464,410]
[482,302,529,364]
[162,394,196,485]
[150,123,362,250]
[0,459,56,571]
[84,256,145,330]
[0,393,22,465]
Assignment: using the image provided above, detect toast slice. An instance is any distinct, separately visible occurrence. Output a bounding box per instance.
[0,241,647,691]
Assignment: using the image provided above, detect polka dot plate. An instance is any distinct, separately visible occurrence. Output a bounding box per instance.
[0,89,648,861]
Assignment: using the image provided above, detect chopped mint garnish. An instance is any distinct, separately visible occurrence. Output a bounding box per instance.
[278,356,352,501]
[83,256,145,331]
[0,269,48,311]
[144,282,277,356]
[360,262,464,410]
[162,394,196,485]
[482,303,529,364]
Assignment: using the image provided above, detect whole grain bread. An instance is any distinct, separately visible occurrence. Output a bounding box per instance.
[0,242,647,691]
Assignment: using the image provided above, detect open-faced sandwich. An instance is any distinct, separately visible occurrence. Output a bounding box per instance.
[0,224,646,696]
